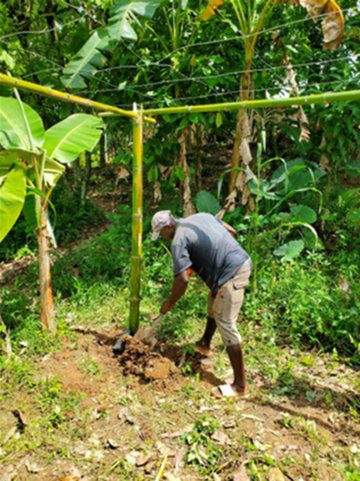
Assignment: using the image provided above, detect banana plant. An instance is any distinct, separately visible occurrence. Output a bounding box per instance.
[0,95,103,332]
[61,0,163,89]
[199,0,345,201]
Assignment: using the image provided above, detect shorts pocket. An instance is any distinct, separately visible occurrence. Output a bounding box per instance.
[233,279,249,290]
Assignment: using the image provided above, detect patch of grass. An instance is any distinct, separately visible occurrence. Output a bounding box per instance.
[77,355,101,377]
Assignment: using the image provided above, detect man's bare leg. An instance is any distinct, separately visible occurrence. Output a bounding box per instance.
[226,343,248,396]
[196,316,216,356]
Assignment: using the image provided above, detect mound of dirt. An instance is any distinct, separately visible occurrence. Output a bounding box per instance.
[118,335,178,380]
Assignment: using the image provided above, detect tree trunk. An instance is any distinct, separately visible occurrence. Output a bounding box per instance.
[37,199,56,333]
[73,153,92,205]
[174,83,195,216]
[73,156,81,191]
[178,130,196,217]
[100,127,108,168]
[229,58,253,196]
[195,124,203,191]
[61,169,74,197]
[81,151,92,206]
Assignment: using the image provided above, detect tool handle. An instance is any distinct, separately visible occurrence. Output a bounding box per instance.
[152,312,164,328]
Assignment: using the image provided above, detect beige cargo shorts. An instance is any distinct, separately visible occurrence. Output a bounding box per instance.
[207,262,252,346]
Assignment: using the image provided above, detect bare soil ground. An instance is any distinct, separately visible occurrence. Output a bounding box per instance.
[1,164,359,480]
[1,324,359,480]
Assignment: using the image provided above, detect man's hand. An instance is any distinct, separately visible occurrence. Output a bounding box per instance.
[161,270,189,314]
[161,300,174,313]
[222,221,237,237]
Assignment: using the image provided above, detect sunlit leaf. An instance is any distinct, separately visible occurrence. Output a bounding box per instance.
[43,114,103,163]
[274,240,304,262]
[0,167,26,243]
[0,97,45,150]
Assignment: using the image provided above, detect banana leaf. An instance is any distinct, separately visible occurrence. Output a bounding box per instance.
[61,29,111,89]
[0,97,45,150]
[42,114,103,163]
[0,148,65,179]
[0,166,26,243]
[61,0,161,88]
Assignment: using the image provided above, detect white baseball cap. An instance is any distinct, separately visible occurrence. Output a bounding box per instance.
[151,210,173,240]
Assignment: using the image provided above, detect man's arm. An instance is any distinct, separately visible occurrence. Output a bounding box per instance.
[161,269,189,313]
[222,221,237,237]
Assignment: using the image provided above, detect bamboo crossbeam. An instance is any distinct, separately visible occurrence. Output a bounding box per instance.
[0,73,156,124]
[129,105,143,335]
[142,90,360,115]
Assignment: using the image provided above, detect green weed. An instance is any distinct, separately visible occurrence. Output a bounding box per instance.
[182,415,223,469]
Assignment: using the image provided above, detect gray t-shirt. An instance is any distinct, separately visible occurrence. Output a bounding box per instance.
[171,213,250,296]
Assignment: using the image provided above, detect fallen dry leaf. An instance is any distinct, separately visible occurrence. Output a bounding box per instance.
[350,444,360,454]
[211,430,228,444]
[25,459,41,473]
[125,452,137,465]
[164,474,182,481]
[278,444,300,451]
[145,461,155,474]
[136,452,151,467]
[239,414,264,422]
[93,450,104,462]
[88,433,100,446]
[107,438,121,449]
[229,465,250,481]
[118,411,136,424]
[3,426,16,444]
[12,410,27,427]
[174,447,187,469]
[268,467,287,481]
[59,476,80,481]
[223,421,236,429]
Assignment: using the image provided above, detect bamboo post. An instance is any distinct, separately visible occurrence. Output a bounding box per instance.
[129,104,143,334]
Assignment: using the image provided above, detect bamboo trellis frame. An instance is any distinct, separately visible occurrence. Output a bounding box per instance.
[1,72,359,334]
[0,73,156,124]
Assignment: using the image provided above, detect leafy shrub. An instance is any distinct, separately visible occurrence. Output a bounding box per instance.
[0,211,35,262]
[244,251,360,355]
[49,189,101,244]
[0,188,101,262]
[320,185,360,250]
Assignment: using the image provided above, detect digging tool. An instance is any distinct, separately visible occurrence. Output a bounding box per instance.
[113,313,164,355]
[113,328,132,355]
[135,313,164,343]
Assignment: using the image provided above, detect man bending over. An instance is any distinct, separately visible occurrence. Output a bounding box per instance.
[151,210,252,397]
